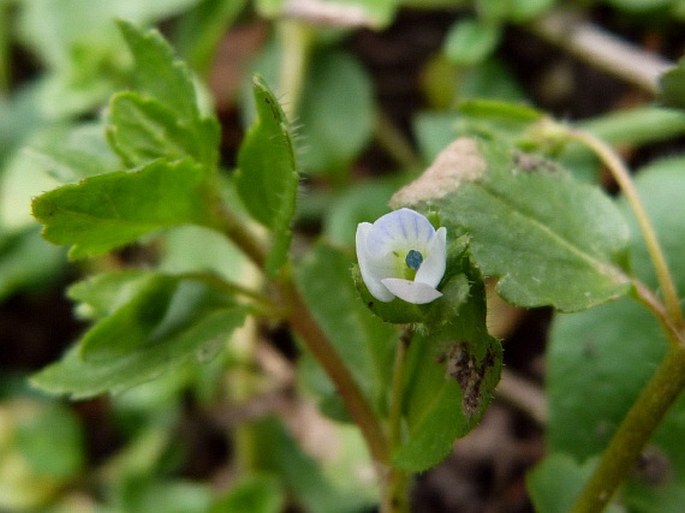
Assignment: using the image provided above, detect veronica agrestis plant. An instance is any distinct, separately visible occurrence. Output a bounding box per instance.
[21,14,685,513]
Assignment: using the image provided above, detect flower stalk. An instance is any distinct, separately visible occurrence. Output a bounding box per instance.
[569,345,685,513]
[279,279,390,464]
[559,126,685,512]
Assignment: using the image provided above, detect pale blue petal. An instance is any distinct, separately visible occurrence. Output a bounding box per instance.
[366,208,435,256]
[381,278,443,304]
[356,222,395,302]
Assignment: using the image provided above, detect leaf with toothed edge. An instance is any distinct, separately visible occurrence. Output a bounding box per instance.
[31,271,247,398]
[32,158,214,259]
[235,75,298,277]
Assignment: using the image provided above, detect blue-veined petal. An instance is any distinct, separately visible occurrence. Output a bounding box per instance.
[415,226,447,288]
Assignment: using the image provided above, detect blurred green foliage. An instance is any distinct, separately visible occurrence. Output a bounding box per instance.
[2,1,685,512]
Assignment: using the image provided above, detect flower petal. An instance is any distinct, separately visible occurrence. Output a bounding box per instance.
[415,226,447,287]
[381,278,443,304]
[356,222,395,302]
[366,208,435,256]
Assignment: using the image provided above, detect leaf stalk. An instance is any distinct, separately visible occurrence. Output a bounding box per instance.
[566,128,684,331]
[382,326,414,513]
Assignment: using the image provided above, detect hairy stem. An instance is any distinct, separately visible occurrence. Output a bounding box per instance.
[567,128,683,329]
[568,345,685,513]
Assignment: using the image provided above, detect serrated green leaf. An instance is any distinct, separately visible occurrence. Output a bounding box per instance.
[443,18,501,66]
[393,264,502,471]
[107,91,217,168]
[295,243,397,414]
[78,274,239,363]
[236,75,298,276]
[116,19,199,123]
[426,139,631,311]
[32,158,214,259]
[31,274,246,398]
[113,20,220,170]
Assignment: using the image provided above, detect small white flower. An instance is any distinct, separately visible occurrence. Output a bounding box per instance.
[355,208,447,305]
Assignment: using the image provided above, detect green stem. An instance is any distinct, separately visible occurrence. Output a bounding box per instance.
[632,279,684,346]
[388,327,411,447]
[568,345,685,513]
[567,128,683,329]
[279,279,389,464]
[215,203,390,483]
[559,126,685,512]
[382,326,413,513]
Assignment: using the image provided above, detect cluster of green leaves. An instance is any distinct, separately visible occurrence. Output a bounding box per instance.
[0,0,249,301]
[16,17,380,513]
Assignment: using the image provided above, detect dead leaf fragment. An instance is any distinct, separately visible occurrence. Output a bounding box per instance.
[390,138,486,208]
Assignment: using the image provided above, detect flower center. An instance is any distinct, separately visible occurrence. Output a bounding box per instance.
[405,249,423,272]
